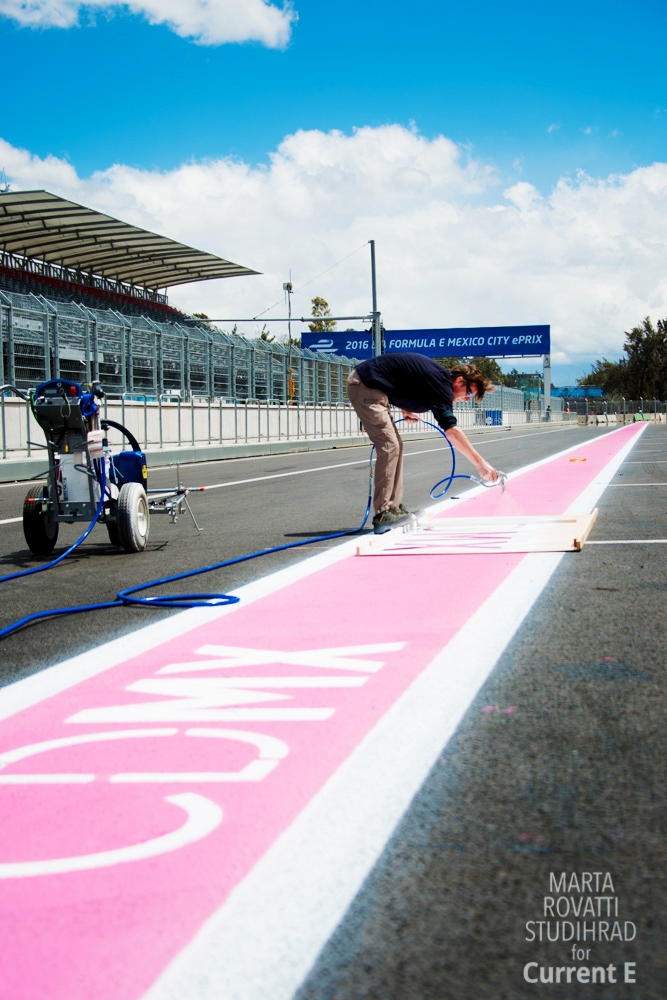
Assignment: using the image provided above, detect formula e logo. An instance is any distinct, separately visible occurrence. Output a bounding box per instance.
[308,339,338,354]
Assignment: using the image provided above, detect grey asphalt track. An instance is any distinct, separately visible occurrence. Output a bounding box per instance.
[0,422,581,678]
[294,423,667,1000]
[0,422,665,1000]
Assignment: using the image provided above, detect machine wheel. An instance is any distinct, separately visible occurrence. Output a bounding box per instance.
[23,485,59,557]
[117,482,149,552]
[106,520,121,547]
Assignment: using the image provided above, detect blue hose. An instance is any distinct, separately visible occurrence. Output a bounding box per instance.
[0,463,108,584]
[0,422,477,639]
[0,452,373,638]
[398,418,474,498]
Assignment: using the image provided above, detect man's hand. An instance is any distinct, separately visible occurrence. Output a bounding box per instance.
[477,460,498,482]
[401,410,420,423]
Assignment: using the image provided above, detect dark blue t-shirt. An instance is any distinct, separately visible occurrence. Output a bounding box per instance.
[355,353,457,430]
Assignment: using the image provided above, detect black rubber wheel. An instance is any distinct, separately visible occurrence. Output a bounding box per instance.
[106,519,121,547]
[23,485,59,557]
[117,482,149,552]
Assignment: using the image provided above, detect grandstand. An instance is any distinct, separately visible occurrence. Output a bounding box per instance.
[0,189,257,319]
[0,190,360,402]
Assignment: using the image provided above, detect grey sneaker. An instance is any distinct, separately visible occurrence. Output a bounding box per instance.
[372,507,410,534]
[393,503,416,516]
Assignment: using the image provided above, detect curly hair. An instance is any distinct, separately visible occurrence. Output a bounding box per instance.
[449,363,494,402]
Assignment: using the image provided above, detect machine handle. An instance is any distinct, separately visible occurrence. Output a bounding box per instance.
[100,419,142,454]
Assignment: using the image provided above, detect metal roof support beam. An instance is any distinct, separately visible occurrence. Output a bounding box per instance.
[0,189,258,292]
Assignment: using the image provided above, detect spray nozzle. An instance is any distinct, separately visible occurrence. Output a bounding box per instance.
[470,470,508,492]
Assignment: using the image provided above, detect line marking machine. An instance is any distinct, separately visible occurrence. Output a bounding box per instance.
[3,379,204,557]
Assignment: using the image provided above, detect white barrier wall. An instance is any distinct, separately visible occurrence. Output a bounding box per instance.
[1,393,577,458]
[2,396,427,455]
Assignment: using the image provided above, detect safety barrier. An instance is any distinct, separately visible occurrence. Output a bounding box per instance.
[1,394,428,458]
[0,388,579,466]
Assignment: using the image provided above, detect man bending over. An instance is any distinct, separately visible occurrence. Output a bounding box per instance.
[347,352,499,533]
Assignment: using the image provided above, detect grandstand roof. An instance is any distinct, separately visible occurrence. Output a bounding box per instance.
[0,189,259,290]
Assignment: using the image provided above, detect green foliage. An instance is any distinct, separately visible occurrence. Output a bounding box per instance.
[432,356,463,369]
[468,356,507,385]
[578,317,667,398]
[433,355,515,386]
[192,311,214,330]
[258,324,275,343]
[577,359,628,394]
[308,296,337,333]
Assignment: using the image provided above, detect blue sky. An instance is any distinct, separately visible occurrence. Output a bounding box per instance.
[1,0,666,385]
[3,0,664,187]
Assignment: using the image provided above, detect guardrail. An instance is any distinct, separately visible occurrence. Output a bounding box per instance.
[2,394,434,459]
[0,389,583,461]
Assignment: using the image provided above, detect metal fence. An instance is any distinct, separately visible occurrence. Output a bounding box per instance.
[0,393,453,460]
[2,385,578,462]
[560,396,667,417]
[0,290,358,402]
[2,286,600,465]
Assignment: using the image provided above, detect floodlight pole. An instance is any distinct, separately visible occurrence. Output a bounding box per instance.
[369,239,382,356]
[543,353,552,411]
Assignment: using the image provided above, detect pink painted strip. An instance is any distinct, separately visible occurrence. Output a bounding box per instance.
[0,424,642,1000]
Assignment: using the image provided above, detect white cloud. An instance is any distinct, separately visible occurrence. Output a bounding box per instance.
[503,181,542,212]
[2,128,667,377]
[0,0,297,47]
[547,123,560,134]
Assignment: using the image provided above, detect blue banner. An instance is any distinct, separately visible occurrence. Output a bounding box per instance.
[385,326,550,358]
[301,326,549,360]
[301,332,374,358]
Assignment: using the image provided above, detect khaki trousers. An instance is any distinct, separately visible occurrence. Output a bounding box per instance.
[347,370,403,513]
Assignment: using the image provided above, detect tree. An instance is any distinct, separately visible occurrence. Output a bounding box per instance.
[578,317,667,399]
[433,355,513,386]
[308,297,337,333]
[192,311,213,330]
[468,356,507,386]
[577,358,628,395]
[258,325,275,343]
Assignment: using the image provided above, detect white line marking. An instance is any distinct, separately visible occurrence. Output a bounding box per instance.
[0,423,639,722]
[0,517,21,525]
[0,793,222,879]
[586,539,667,545]
[156,430,573,493]
[0,424,579,498]
[141,426,648,1000]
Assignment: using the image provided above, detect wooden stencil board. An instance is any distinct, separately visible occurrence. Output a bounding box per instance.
[357,510,599,556]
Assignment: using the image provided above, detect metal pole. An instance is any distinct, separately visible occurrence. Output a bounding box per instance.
[543,353,551,410]
[370,239,381,356]
[180,315,372,324]
[1,394,6,460]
